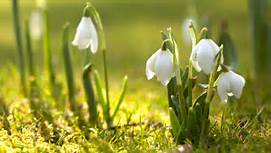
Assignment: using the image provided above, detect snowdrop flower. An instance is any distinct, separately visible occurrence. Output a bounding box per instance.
[72,5,98,54]
[190,39,220,74]
[29,10,43,40]
[146,43,175,86]
[217,71,245,103]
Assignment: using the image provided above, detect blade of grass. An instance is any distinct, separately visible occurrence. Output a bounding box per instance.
[111,76,128,121]
[62,23,76,112]
[12,0,27,96]
[82,63,98,126]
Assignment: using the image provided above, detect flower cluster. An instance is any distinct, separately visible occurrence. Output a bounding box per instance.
[145,22,245,144]
[146,30,245,103]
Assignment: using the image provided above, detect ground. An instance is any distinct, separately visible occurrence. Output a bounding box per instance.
[0,0,270,152]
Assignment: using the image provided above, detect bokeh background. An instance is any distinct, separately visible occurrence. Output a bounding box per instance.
[0,0,264,122]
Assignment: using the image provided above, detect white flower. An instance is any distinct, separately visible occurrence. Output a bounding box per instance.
[72,17,98,54]
[29,10,43,40]
[146,49,175,86]
[190,39,220,74]
[217,71,245,102]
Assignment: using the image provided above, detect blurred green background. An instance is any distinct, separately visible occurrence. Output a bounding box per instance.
[0,0,251,101]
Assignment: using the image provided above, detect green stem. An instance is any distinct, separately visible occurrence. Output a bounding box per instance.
[82,64,97,126]
[102,49,111,126]
[12,0,27,96]
[62,23,76,112]
[88,3,111,127]
[200,47,223,144]
[25,19,35,77]
[188,61,193,107]
[43,9,56,90]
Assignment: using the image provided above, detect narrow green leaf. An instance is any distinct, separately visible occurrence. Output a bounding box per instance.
[25,19,35,77]
[82,63,98,126]
[188,21,197,47]
[187,107,199,143]
[62,23,77,112]
[169,107,181,140]
[197,27,208,41]
[167,77,178,109]
[193,91,207,108]
[43,9,56,89]
[12,0,27,96]
[93,70,108,121]
[111,75,128,121]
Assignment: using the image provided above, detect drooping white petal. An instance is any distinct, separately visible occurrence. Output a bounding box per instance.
[145,49,161,80]
[229,71,245,98]
[193,39,220,74]
[217,71,245,102]
[29,10,43,40]
[89,21,98,53]
[190,47,202,72]
[217,72,231,102]
[72,17,98,53]
[154,50,174,86]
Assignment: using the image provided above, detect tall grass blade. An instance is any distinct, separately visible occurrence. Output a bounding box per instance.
[82,63,98,126]
[93,70,109,124]
[169,107,181,141]
[62,23,76,112]
[111,76,128,121]
[12,0,27,96]
[87,3,111,126]
[43,9,57,94]
[249,0,269,78]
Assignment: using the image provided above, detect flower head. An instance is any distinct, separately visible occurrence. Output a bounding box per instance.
[217,71,245,102]
[190,39,220,74]
[29,10,43,40]
[146,46,175,86]
[72,5,98,53]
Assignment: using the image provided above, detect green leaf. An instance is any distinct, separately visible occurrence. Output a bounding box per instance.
[169,107,181,140]
[182,66,189,86]
[111,75,128,121]
[188,21,197,47]
[193,91,207,108]
[93,70,107,119]
[197,27,208,41]
[187,107,199,142]
[62,23,77,112]
[82,63,98,126]
[12,0,27,96]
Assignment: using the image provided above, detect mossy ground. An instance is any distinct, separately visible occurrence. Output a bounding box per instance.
[0,0,271,152]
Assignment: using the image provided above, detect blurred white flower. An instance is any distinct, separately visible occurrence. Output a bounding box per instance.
[217,71,245,102]
[190,39,220,74]
[36,0,46,9]
[72,17,98,54]
[29,10,43,40]
[146,49,175,86]
[182,17,197,44]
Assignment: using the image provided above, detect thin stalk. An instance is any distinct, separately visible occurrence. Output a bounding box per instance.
[25,20,35,77]
[12,0,27,96]
[43,9,56,90]
[187,61,193,107]
[200,46,223,144]
[82,64,97,126]
[88,3,111,127]
[102,48,111,125]
[62,23,76,112]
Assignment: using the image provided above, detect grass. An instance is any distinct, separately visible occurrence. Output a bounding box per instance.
[0,0,271,152]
